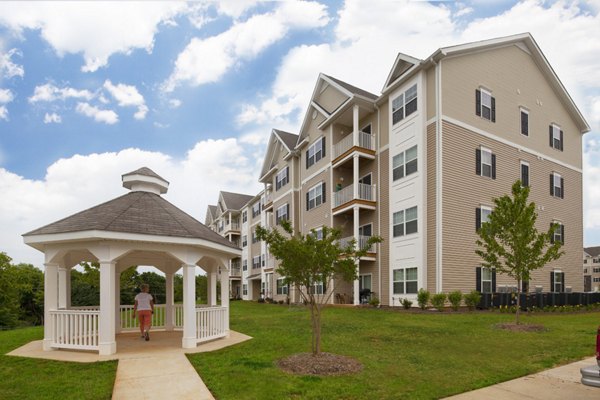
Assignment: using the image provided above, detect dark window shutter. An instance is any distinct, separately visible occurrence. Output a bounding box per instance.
[322,137,326,158]
[491,154,496,180]
[549,125,553,147]
[491,97,496,122]
[306,151,309,169]
[560,177,564,199]
[475,90,481,116]
[286,166,289,182]
[561,224,565,244]
[306,192,309,211]
[322,182,326,204]
[549,174,554,196]
[476,208,481,231]
[550,272,555,292]
[522,164,529,187]
[476,149,481,175]
[559,130,564,151]
[561,272,565,292]
[492,269,497,292]
[550,222,554,244]
[476,267,482,292]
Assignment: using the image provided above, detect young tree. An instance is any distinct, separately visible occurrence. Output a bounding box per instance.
[256,221,382,355]
[476,180,564,324]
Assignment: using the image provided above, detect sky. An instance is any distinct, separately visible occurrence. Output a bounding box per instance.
[0,0,599,267]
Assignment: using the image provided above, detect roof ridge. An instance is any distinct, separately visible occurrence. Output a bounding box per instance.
[147,193,198,237]
[103,192,146,230]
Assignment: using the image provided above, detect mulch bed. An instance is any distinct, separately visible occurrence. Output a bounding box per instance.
[276,352,363,376]
[494,323,547,332]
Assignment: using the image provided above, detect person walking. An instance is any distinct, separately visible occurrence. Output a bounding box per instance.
[133,284,154,341]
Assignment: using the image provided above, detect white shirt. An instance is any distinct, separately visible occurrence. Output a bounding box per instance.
[135,292,153,311]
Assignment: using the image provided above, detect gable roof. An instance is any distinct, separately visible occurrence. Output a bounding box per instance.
[322,74,378,100]
[205,205,217,225]
[273,129,299,150]
[220,191,254,211]
[381,53,423,92]
[24,192,238,249]
[584,246,600,258]
[259,129,299,182]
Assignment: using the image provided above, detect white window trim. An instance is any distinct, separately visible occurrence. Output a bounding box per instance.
[359,273,372,291]
[359,223,373,237]
[553,172,562,197]
[520,107,529,137]
[481,267,493,294]
[276,278,288,295]
[307,182,324,211]
[553,270,563,292]
[392,267,418,295]
[552,220,563,243]
[480,205,492,225]
[359,172,372,185]
[480,146,492,178]
[393,145,418,181]
[276,203,288,224]
[276,167,288,190]
[480,88,492,120]
[392,83,418,126]
[307,137,325,168]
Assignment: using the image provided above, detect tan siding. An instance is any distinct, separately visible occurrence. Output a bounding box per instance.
[379,99,389,148]
[301,170,330,233]
[442,44,582,169]
[426,67,436,121]
[426,122,437,292]
[300,113,329,180]
[379,149,390,305]
[316,85,349,114]
[441,120,583,293]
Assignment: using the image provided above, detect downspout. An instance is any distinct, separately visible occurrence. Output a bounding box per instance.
[375,103,382,304]
[434,58,443,294]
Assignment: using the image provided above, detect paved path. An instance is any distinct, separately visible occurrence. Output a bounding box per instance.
[445,357,599,399]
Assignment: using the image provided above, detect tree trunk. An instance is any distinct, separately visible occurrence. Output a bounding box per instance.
[515,279,521,325]
[309,298,316,354]
[314,303,321,355]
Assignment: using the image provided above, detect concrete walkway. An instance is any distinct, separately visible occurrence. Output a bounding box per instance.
[445,357,599,399]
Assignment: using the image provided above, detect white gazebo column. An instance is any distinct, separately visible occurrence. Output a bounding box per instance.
[43,262,59,351]
[115,269,121,334]
[208,271,217,306]
[353,206,360,306]
[99,260,117,355]
[165,272,174,331]
[65,267,71,308]
[58,266,68,309]
[220,266,230,332]
[182,264,197,349]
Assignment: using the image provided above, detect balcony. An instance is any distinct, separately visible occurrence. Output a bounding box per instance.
[263,191,273,211]
[339,235,377,254]
[230,260,241,277]
[333,183,376,213]
[224,221,240,234]
[332,131,376,165]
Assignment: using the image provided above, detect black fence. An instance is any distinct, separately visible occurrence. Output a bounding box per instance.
[478,292,600,310]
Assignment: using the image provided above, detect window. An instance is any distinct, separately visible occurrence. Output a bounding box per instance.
[252,229,260,244]
[393,267,418,294]
[359,274,372,291]
[594,277,600,283]
[392,84,418,125]
[520,109,529,136]
[312,280,325,295]
[276,167,289,190]
[242,235,247,247]
[359,173,372,186]
[594,268,600,273]
[476,146,496,179]
[242,211,247,223]
[550,172,564,198]
[276,278,288,295]
[252,256,261,269]
[476,266,496,293]
[549,124,563,151]
[475,88,495,122]
[276,204,289,225]
[551,270,564,292]
[550,221,564,244]
[242,284,248,296]
[359,223,372,237]
[392,145,418,181]
[306,137,326,169]
[242,260,247,271]
[475,206,492,231]
[252,202,261,218]
[520,161,529,187]
[393,206,418,237]
[311,227,324,240]
[306,182,326,211]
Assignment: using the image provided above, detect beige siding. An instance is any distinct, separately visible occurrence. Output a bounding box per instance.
[379,149,390,305]
[316,84,349,114]
[300,113,329,180]
[301,170,330,233]
[426,122,437,292]
[379,99,389,148]
[442,44,582,169]
[426,67,436,121]
[441,120,583,293]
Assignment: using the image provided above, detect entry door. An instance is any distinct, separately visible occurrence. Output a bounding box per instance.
[584,275,591,292]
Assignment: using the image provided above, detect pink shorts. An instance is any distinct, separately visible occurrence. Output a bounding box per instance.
[138,310,152,330]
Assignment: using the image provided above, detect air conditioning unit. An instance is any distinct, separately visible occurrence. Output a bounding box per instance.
[535,286,543,293]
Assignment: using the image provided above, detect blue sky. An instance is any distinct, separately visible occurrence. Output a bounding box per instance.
[0,0,599,266]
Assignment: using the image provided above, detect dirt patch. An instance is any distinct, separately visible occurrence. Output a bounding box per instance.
[494,323,547,332]
[277,352,363,376]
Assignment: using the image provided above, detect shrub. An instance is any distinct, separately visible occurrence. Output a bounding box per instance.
[464,290,481,311]
[431,293,447,311]
[278,300,284,304]
[448,290,463,311]
[401,298,413,309]
[369,297,380,307]
[417,289,430,310]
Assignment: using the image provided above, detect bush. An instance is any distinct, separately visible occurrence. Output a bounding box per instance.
[417,289,430,310]
[369,297,380,307]
[401,298,413,309]
[431,293,447,311]
[464,290,481,311]
[448,290,463,311]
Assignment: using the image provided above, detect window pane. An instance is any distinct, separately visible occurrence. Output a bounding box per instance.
[362,275,371,290]
[405,159,417,176]
[406,281,418,294]
[405,85,417,102]
[393,269,404,282]
[393,282,404,294]
[405,145,417,162]
[393,211,404,224]
[481,149,492,164]
[481,91,491,107]
[393,224,404,237]
[482,267,492,280]
[392,109,404,125]
[482,106,491,120]
[392,94,403,112]
[393,153,404,168]
[405,220,417,235]
[482,164,492,178]
[482,281,492,293]
[405,99,417,117]
[405,206,417,221]
[406,267,418,281]
[481,208,492,224]
[393,166,404,181]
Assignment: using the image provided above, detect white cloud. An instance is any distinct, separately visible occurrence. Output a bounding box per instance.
[103,80,148,120]
[0,2,187,72]
[43,112,61,124]
[29,83,94,103]
[215,0,261,19]
[75,102,119,125]
[0,106,7,121]
[0,139,263,265]
[169,99,182,109]
[0,88,14,103]
[162,1,329,92]
[0,48,24,79]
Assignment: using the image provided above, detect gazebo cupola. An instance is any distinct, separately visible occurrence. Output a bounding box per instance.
[122,167,169,195]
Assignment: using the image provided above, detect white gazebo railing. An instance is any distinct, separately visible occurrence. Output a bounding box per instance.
[196,306,227,343]
[118,304,183,330]
[49,309,99,351]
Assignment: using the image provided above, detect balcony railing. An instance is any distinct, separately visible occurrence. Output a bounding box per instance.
[225,221,240,232]
[339,235,376,253]
[332,131,375,160]
[333,183,376,208]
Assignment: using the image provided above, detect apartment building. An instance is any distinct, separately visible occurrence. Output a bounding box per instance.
[206,33,590,306]
[583,247,600,292]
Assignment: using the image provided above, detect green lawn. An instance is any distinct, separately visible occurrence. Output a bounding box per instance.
[0,327,116,399]
[188,302,598,400]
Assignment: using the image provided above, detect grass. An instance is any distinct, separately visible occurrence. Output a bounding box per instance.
[188,301,598,400]
[0,327,116,399]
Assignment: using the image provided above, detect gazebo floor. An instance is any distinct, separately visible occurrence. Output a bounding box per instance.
[7,330,252,363]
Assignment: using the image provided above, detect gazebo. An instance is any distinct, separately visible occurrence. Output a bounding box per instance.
[23,167,241,355]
